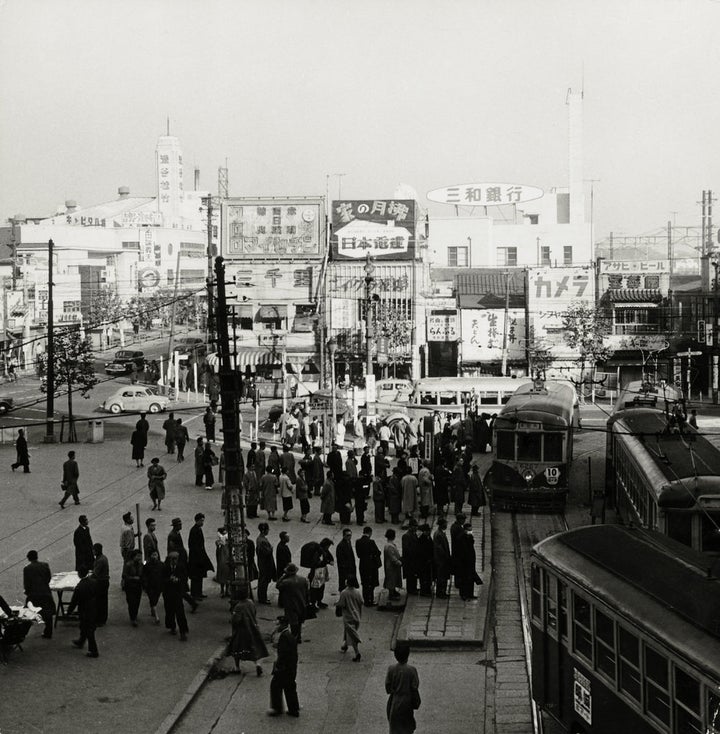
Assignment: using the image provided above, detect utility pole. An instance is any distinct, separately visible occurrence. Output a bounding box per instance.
[45,239,56,442]
[501,270,511,376]
[204,196,215,352]
[214,256,248,602]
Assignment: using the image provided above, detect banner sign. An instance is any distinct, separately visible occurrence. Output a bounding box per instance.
[427,182,543,207]
[222,197,323,258]
[331,199,416,260]
[460,309,525,362]
[427,313,458,341]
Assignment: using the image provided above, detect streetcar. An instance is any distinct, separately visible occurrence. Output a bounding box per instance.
[484,379,578,511]
[612,379,682,414]
[606,407,720,555]
[531,524,720,734]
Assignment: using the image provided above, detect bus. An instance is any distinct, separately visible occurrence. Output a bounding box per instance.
[605,407,720,555]
[531,524,720,734]
[484,379,578,511]
[409,376,532,415]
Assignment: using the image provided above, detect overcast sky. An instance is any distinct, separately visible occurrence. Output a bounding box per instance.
[1,0,719,240]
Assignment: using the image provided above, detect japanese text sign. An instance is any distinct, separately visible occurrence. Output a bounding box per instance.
[460,309,525,362]
[427,182,543,207]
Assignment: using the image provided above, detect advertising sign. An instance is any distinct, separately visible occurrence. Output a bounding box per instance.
[331,199,416,260]
[461,309,525,362]
[427,182,543,206]
[427,312,458,341]
[222,197,323,258]
[599,260,669,274]
[527,266,595,358]
[224,261,319,302]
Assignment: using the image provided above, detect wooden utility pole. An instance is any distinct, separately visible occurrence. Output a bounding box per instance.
[45,239,56,442]
[214,256,248,602]
[205,196,215,352]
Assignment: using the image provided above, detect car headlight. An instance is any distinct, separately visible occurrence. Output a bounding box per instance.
[523,469,534,484]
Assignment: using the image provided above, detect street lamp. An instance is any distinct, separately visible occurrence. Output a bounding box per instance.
[328,337,338,443]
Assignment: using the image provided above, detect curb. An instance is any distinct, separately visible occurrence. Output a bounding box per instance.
[154,642,228,734]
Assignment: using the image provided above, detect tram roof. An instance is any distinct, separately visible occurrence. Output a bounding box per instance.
[496,381,576,426]
[534,525,720,673]
[610,409,720,498]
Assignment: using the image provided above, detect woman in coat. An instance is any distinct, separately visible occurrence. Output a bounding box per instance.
[215,528,231,598]
[385,642,421,734]
[382,529,403,601]
[141,549,163,624]
[228,585,268,676]
[130,429,147,468]
[386,468,403,525]
[202,443,217,489]
[147,458,167,511]
[259,466,279,521]
[295,467,310,523]
[242,466,260,519]
[467,465,486,517]
[335,576,363,661]
[417,462,434,519]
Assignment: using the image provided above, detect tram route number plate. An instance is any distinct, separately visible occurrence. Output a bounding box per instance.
[573,668,592,725]
[545,467,561,485]
[516,421,541,430]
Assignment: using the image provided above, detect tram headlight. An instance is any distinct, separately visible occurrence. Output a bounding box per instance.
[523,469,534,484]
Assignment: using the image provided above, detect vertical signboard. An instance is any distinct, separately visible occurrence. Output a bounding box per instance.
[461,309,525,362]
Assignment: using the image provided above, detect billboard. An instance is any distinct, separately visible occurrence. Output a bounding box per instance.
[427,182,543,206]
[222,197,324,258]
[331,199,416,260]
[461,309,525,362]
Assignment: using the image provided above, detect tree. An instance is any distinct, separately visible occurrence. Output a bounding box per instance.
[87,287,124,348]
[562,302,614,400]
[373,301,412,374]
[39,330,98,441]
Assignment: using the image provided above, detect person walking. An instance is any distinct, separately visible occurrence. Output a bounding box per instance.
[243,464,260,519]
[11,429,30,473]
[142,549,163,625]
[59,450,80,508]
[278,467,295,522]
[73,515,94,573]
[23,550,55,638]
[268,445,281,476]
[162,551,190,641]
[135,412,150,435]
[194,437,205,486]
[433,517,451,599]
[174,418,189,462]
[120,511,136,563]
[166,517,199,614]
[67,566,100,658]
[122,548,144,627]
[147,457,167,511]
[385,642,421,733]
[276,563,309,644]
[260,466,279,521]
[215,527,231,598]
[383,528,403,601]
[91,543,110,626]
[130,427,147,468]
[143,517,159,561]
[308,537,334,610]
[336,576,363,661]
[256,523,277,605]
[162,412,176,454]
[320,470,336,525]
[336,527,357,592]
[295,467,311,523]
[203,406,216,442]
[229,585,268,676]
[188,512,214,600]
[266,616,300,717]
[356,526,381,606]
[202,442,217,489]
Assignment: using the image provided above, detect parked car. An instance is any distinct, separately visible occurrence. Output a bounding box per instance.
[101,386,169,414]
[105,350,145,375]
[172,337,207,357]
[0,396,14,415]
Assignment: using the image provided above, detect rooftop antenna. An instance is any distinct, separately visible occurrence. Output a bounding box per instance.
[167,116,170,136]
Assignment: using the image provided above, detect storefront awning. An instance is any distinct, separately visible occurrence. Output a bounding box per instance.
[607,288,662,304]
[257,305,288,320]
[207,348,317,371]
[236,304,254,318]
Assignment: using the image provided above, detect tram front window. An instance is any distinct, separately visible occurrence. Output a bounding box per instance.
[700,511,720,554]
[667,512,693,549]
[543,432,563,462]
[496,431,515,460]
[518,432,541,461]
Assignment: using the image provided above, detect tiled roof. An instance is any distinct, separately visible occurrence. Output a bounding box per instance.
[454,268,526,309]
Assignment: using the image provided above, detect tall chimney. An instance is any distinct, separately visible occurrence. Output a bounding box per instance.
[194,167,200,191]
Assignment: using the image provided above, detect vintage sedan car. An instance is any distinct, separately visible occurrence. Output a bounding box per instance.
[0,396,14,415]
[172,337,206,357]
[101,386,169,414]
[105,350,146,375]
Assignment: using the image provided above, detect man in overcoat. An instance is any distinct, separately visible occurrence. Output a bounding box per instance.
[23,550,55,638]
[188,512,214,600]
[355,526,381,606]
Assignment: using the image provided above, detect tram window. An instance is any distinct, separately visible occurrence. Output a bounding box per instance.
[439,391,455,405]
[594,609,616,682]
[700,512,720,554]
[707,690,720,734]
[530,565,541,621]
[480,392,499,405]
[543,573,557,632]
[572,594,593,662]
[558,582,568,639]
[645,646,670,726]
[544,433,563,462]
[500,393,512,404]
[496,431,515,460]
[667,512,693,548]
[619,628,641,702]
[518,433,541,461]
[674,667,702,734]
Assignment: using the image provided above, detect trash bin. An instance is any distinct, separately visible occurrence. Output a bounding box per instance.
[87,420,104,444]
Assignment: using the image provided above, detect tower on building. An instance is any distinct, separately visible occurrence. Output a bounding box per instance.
[156,133,184,227]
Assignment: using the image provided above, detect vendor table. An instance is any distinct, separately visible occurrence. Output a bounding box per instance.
[49,571,80,627]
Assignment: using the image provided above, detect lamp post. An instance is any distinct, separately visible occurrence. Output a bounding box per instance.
[328,337,337,443]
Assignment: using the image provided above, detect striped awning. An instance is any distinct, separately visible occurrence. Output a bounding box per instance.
[257,305,288,320]
[606,288,662,304]
[207,348,317,370]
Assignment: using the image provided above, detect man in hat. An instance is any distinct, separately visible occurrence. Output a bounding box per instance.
[275,563,308,643]
[454,522,482,601]
[162,551,189,640]
[120,511,136,563]
[355,526,381,606]
[73,515,94,573]
[433,517,451,599]
[59,450,80,508]
[67,566,100,657]
[167,518,198,613]
[336,527,357,593]
[416,524,434,596]
[401,521,420,595]
[188,512,214,600]
[327,442,343,480]
[267,615,300,717]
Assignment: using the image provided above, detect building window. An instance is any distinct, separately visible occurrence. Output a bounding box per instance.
[497,247,517,267]
[448,246,469,267]
[63,300,82,313]
[563,246,573,265]
[528,214,539,225]
[541,246,551,265]
[122,241,140,250]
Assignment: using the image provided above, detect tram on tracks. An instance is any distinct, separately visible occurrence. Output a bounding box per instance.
[531,524,720,734]
[484,379,578,512]
[606,407,720,556]
[612,379,683,414]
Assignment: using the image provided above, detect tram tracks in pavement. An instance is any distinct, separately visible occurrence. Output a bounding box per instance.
[510,512,568,734]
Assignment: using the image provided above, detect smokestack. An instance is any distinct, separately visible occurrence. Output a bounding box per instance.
[194,167,200,191]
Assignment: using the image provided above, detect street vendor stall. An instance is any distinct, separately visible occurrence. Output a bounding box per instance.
[50,571,80,627]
